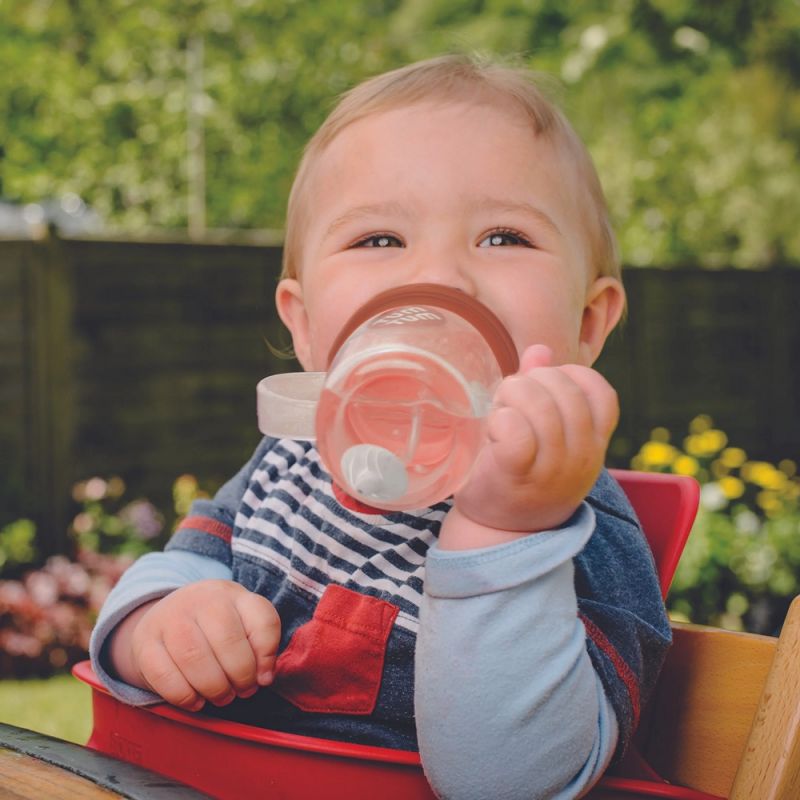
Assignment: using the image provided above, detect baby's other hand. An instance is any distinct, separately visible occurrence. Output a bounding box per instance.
[128,580,281,712]
[452,344,619,537]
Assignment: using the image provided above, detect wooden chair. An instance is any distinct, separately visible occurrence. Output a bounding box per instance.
[592,596,800,799]
[592,472,800,799]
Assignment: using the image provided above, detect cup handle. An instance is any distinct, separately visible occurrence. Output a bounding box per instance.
[256,372,325,441]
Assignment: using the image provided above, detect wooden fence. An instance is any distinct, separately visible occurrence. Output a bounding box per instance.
[1,233,798,556]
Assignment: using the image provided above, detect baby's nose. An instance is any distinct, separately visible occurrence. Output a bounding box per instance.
[410,258,477,296]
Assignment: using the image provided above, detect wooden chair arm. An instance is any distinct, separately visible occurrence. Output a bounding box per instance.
[730,595,800,799]
[635,598,800,798]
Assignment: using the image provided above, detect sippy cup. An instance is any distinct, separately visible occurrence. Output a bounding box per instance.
[257,284,519,510]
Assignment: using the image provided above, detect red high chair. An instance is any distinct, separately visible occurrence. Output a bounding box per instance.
[73,470,800,799]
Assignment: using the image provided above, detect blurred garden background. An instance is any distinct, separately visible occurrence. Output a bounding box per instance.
[1,0,799,742]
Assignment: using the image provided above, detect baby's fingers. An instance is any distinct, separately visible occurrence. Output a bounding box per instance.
[486,404,539,474]
[492,372,568,473]
[136,637,205,712]
[234,591,281,687]
[199,601,263,698]
[161,617,241,707]
[558,365,620,441]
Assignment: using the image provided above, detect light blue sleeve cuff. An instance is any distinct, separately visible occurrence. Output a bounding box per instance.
[424,502,595,597]
[89,550,232,706]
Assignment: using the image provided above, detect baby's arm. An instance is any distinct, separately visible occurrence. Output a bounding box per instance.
[416,510,617,800]
[414,346,666,798]
[91,436,280,710]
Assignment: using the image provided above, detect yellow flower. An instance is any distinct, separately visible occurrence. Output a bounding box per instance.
[173,474,202,516]
[650,427,671,443]
[639,441,677,468]
[768,472,788,491]
[718,476,745,500]
[673,455,699,476]
[743,461,786,490]
[720,447,747,469]
[689,414,713,434]
[702,429,728,454]
[684,430,727,457]
[756,490,781,514]
[779,459,797,478]
[684,435,704,457]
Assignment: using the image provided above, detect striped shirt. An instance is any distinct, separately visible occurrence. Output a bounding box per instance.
[172,438,450,635]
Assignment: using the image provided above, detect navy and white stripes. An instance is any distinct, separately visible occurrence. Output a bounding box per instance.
[231,439,449,633]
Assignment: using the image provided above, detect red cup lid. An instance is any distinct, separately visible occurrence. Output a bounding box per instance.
[326,284,519,376]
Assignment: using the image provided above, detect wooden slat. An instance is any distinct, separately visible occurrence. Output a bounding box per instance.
[641,622,777,797]
[730,596,800,799]
[0,722,211,799]
[0,748,122,800]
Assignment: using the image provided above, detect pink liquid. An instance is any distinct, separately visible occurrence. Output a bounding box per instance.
[316,351,486,510]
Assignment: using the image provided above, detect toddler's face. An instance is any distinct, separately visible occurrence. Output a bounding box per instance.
[277,100,623,371]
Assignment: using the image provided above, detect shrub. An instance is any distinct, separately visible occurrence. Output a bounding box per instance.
[0,474,206,677]
[0,550,133,677]
[631,415,800,634]
[0,518,38,578]
[70,476,166,557]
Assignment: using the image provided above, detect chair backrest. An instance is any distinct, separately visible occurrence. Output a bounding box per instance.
[609,469,700,598]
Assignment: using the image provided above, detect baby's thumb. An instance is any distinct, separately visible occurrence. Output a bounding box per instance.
[518,343,554,374]
[236,590,281,686]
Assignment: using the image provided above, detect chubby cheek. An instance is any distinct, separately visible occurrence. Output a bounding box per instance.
[304,307,351,371]
[301,281,393,370]
[305,324,332,371]
[503,304,584,367]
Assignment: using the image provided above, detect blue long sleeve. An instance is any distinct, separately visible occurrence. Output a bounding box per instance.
[415,503,618,800]
[88,439,270,705]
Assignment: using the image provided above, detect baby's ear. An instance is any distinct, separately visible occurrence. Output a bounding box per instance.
[275,278,313,370]
[577,276,626,366]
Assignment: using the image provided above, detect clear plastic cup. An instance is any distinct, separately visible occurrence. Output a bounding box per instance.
[257,284,518,510]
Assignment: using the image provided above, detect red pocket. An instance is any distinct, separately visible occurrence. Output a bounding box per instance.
[273,584,399,714]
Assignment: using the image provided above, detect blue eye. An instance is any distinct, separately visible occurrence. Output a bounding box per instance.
[351,233,403,248]
[478,229,533,248]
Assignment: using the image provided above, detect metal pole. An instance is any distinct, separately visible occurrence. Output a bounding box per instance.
[186,34,206,238]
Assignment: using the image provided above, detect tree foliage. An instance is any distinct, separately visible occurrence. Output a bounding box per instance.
[1,0,798,267]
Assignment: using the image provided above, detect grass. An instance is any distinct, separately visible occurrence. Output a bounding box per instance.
[0,672,93,744]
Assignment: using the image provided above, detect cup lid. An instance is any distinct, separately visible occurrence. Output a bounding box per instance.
[326,284,519,376]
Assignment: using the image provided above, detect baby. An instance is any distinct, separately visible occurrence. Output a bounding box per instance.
[91,54,670,799]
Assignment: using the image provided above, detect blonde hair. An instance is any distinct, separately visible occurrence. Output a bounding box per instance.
[281,54,620,282]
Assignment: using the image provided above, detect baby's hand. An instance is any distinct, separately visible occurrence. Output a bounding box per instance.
[448,344,619,542]
[125,580,281,712]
